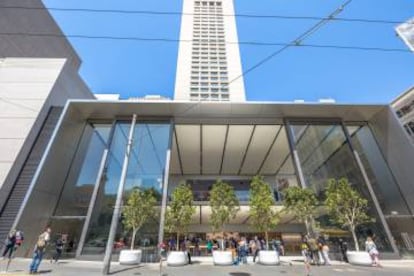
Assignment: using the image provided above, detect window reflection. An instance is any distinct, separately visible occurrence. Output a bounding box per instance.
[82,123,129,257]
[54,124,111,216]
[120,123,171,262]
[290,122,393,252]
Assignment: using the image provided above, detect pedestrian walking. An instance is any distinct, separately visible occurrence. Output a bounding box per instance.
[51,235,64,263]
[301,237,311,276]
[365,236,381,267]
[2,230,16,259]
[307,236,320,265]
[29,227,51,274]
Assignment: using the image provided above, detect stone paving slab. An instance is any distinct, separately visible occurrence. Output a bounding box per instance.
[1,258,414,276]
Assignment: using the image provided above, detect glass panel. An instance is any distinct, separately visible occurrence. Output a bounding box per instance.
[47,218,84,259]
[347,124,414,255]
[54,124,111,216]
[120,122,171,262]
[82,122,130,257]
[290,122,393,252]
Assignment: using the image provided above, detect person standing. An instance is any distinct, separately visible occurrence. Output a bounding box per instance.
[2,230,16,259]
[301,237,311,276]
[238,237,247,264]
[338,238,348,263]
[365,236,381,267]
[252,236,261,263]
[29,227,51,274]
[318,235,331,265]
[14,230,24,250]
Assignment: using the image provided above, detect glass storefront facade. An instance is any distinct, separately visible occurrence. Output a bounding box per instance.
[22,114,413,261]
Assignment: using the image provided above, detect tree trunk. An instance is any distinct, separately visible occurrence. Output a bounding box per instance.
[265,231,269,250]
[221,230,225,251]
[131,228,137,250]
[176,232,180,251]
[351,227,359,251]
[304,218,310,236]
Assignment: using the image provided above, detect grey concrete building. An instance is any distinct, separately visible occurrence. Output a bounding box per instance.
[392,86,414,144]
[0,0,95,243]
[1,0,414,268]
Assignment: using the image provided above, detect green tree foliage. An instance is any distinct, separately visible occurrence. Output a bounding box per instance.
[122,188,157,250]
[325,178,373,251]
[283,186,318,236]
[165,182,195,251]
[209,179,240,250]
[249,176,279,249]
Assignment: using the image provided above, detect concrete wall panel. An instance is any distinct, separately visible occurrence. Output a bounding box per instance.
[369,106,414,213]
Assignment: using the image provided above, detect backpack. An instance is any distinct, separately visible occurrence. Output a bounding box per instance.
[36,233,47,249]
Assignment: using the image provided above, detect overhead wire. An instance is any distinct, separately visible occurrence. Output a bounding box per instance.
[222,0,355,88]
[0,5,410,25]
[0,32,409,53]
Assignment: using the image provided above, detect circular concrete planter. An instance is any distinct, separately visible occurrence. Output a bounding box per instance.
[119,249,142,265]
[258,250,280,265]
[167,251,188,266]
[213,251,233,266]
[346,251,372,266]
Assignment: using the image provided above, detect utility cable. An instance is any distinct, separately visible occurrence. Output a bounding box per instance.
[0,5,410,25]
[0,32,409,53]
[223,0,355,88]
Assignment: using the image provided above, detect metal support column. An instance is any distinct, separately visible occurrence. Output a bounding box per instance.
[342,123,399,254]
[158,122,174,248]
[102,114,137,274]
[284,121,307,188]
[76,148,109,258]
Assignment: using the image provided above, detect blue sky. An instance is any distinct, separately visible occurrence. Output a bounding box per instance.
[43,0,414,103]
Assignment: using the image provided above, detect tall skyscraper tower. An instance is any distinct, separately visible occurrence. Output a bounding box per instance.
[174,0,246,101]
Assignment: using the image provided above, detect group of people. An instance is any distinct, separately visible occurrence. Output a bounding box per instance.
[301,234,381,275]
[166,235,285,265]
[300,234,332,273]
[1,227,67,274]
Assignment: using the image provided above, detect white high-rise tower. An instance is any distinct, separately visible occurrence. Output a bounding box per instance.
[174,0,246,101]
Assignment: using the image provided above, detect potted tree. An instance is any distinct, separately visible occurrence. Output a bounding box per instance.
[165,182,195,266]
[249,176,280,265]
[120,188,156,265]
[283,186,318,236]
[209,179,240,265]
[325,178,374,266]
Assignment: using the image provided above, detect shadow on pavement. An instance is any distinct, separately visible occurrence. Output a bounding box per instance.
[109,265,143,275]
[37,269,53,274]
[229,273,251,276]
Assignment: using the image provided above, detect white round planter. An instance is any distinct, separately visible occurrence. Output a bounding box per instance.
[119,249,142,265]
[346,251,372,266]
[213,251,233,266]
[258,250,280,265]
[167,251,188,266]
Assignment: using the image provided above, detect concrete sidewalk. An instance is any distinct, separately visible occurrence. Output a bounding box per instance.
[0,257,413,276]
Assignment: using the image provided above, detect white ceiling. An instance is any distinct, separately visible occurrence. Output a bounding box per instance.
[171,124,294,176]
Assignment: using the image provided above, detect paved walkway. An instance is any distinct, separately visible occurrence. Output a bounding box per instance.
[1,257,414,276]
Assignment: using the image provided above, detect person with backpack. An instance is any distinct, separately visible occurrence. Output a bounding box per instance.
[2,229,16,259]
[29,227,51,274]
[307,236,320,265]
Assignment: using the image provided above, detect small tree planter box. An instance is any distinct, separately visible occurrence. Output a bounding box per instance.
[213,251,233,266]
[346,251,372,266]
[119,249,142,265]
[258,250,280,265]
[167,251,189,266]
